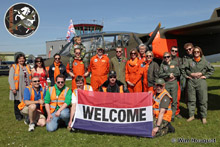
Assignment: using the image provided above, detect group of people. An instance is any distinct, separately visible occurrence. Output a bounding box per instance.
[8,37,214,137]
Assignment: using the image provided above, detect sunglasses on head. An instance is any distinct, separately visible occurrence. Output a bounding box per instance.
[171,50,178,53]
[163,56,170,59]
[33,80,40,83]
[57,81,64,84]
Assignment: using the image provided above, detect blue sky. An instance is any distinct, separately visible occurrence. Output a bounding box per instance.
[0,0,219,56]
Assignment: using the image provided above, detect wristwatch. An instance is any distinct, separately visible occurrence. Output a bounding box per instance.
[156,125,160,128]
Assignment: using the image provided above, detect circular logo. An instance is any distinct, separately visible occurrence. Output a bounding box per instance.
[4,3,40,38]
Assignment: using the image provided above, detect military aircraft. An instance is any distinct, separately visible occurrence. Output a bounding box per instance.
[44,7,220,66]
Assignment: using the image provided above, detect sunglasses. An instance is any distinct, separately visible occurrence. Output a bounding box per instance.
[186,48,192,51]
[194,51,200,53]
[171,50,178,53]
[57,81,64,84]
[109,76,116,79]
[116,51,122,53]
[55,58,60,60]
[130,52,136,55]
[75,52,80,55]
[146,55,152,58]
[163,56,170,59]
[35,61,42,63]
[33,80,40,83]
[156,84,163,88]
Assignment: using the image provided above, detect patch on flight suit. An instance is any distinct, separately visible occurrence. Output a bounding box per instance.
[101,60,106,62]
[163,66,168,71]
[190,62,195,67]
[122,60,126,63]
[80,62,84,64]
[94,59,98,62]
[74,62,77,66]
[141,63,145,68]
[52,67,55,71]
[170,65,175,68]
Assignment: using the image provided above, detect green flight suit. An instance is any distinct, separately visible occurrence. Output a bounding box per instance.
[184,57,214,118]
[159,60,180,119]
[110,56,127,85]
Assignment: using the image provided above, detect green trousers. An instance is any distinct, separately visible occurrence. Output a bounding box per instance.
[153,119,169,137]
[187,79,208,118]
[165,80,178,119]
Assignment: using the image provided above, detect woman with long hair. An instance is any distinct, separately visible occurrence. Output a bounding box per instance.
[125,49,142,92]
[8,53,32,121]
[31,57,48,89]
[185,46,214,124]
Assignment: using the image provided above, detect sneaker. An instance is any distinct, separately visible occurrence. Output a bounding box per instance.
[28,123,35,132]
[175,114,182,119]
[202,118,207,124]
[187,116,195,122]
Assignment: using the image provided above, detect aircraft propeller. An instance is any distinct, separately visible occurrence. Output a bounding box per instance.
[144,23,161,51]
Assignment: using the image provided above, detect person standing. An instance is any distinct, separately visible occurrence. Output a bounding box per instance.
[159,52,180,121]
[84,46,109,91]
[152,78,175,137]
[31,57,48,89]
[170,46,182,119]
[125,49,142,92]
[140,51,159,93]
[66,46,86,91]
[18,76,46,131]
[110,46,127,85]
[45,74,72,132]
[9,53,32,121]
[48,53,68,86]
[138,44,147,63]
[184,46,214,124]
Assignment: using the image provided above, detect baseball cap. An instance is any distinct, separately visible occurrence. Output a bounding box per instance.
[109,70,116,77]
[155,78,165,85]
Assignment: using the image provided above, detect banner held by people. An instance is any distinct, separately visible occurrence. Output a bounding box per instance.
[72,90,153,138]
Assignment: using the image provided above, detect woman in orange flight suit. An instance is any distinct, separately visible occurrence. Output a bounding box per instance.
[125,49,142,92]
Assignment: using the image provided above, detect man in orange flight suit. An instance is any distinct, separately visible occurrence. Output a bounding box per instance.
[66,45,86,91]
[138,44,147,63]
[84,46,109,91]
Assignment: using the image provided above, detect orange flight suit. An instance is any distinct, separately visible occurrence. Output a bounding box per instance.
[125,58,142,92]
[140,61,154,93]
[175,81,181,115]
[66,59,86,91]
[139,53,146,63]
[88,54,109,91]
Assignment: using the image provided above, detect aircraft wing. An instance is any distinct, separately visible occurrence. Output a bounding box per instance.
[160,10,220,57]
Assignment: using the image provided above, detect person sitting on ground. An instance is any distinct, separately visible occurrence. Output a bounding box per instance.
[18,76,46,132]
[68,75,93,128]
[152,78,175,137]
[99,70,129,93]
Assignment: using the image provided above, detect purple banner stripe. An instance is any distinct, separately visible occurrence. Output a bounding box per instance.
[73,118,153,138]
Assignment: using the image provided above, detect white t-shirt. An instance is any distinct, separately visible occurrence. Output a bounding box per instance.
[71,85,93,104]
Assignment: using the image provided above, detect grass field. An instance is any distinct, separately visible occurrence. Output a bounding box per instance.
[0,68,220,147]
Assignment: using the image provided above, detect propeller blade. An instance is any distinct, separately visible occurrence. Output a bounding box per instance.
[144,23,161,47]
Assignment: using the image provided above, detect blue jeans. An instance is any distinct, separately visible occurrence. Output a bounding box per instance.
[46,108,70,132]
